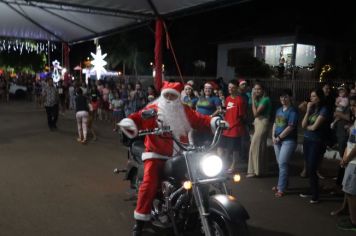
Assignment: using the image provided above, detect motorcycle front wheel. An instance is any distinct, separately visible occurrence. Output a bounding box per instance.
[209,214,248,236]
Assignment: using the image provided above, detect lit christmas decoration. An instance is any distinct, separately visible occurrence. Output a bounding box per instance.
[90,45,107,80]
[0,39,56,55]
[319,64,332,82]
[52,60,62,83]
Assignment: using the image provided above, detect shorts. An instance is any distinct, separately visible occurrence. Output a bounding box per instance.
[342,163,356,195]
[219,136,241,151]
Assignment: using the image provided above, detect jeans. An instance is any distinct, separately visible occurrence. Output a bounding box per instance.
[274,140,297,192]
[303,138,324,201]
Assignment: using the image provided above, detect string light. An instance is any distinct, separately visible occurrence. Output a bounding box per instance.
[0,39,57,55]
[319,64,332,82]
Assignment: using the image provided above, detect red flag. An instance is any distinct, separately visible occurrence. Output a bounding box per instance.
[154,18,163,91]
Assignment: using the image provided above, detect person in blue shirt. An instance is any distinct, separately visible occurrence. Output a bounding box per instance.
[272,89,299,197]
[194,82,222,146]
[196,83,222,116]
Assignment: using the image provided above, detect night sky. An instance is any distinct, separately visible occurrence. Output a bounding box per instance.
[69,0,356,77]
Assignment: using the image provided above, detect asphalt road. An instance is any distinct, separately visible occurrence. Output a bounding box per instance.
[0,101,353,236]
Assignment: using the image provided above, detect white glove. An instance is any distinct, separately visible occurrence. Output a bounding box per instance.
[118,118,138,138]
[219,120,230,129]
[210,117,230,133]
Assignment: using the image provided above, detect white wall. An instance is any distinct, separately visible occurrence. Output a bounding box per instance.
[296,44,316,67]
[264,45,281,66]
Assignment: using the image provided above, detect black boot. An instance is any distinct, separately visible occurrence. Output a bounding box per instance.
[132,220,145,236]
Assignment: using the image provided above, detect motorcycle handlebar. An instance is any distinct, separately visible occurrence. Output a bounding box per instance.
[137,118,226,152]
[138,126,171,136]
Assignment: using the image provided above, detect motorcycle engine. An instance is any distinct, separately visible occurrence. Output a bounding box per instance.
[162,181,175,197]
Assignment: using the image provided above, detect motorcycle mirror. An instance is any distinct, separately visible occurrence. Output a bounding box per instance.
[141,109,157,120]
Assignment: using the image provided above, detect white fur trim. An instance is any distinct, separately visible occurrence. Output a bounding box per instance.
[141,152,169,161]
[134,211,151,221]
[184,84,193,89]
[210,116,220,133]
[118,118,138,139]
[161,88,180,97]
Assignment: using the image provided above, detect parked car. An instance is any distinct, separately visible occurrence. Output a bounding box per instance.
[9,82,27,97]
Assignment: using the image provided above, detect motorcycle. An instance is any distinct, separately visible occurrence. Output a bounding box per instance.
[115,109,249,236]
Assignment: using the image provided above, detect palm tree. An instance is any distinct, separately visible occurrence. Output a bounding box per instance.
[104,32,151,76]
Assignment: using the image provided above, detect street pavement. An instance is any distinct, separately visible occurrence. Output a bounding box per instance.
[0,101,353,236]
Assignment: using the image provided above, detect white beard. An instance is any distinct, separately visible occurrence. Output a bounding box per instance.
[157,96,192,139]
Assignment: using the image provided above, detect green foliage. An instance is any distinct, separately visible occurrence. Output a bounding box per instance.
[233,53,272,78]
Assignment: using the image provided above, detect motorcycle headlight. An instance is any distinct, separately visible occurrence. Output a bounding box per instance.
[200,154,223,177]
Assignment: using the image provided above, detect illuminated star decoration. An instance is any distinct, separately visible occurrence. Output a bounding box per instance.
[52,60,62,83]
[90,45,107,80]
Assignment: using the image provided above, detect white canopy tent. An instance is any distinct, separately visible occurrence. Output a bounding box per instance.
[0,0,243,43]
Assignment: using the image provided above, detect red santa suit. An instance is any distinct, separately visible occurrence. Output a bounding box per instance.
[119,81,219,221]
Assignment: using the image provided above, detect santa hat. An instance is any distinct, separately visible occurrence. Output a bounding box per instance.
[161,81,184,97]
[239,79,247,86]
[187,80,194,86]
[184,83,193,90]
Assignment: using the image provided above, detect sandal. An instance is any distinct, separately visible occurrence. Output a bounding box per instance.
[272,186,278,192]
[275,191,284,198]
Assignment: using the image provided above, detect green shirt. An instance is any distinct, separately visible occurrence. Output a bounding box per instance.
[255,96,272,118]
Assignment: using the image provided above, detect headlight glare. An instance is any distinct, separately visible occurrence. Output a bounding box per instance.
[201,154,223,177]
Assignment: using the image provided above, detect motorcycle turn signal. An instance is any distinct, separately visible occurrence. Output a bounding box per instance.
[233,174,241,183]
[183,181,192,190]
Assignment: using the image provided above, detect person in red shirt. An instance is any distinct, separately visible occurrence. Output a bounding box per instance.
[218,79,247,171]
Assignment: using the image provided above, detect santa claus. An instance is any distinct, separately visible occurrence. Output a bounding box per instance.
[119,81,221,236]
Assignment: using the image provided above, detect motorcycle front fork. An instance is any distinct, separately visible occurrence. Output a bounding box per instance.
[193,185,213,236]
[193,181,230,236]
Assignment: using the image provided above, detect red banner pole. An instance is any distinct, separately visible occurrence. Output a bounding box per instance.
[154,18,163,91]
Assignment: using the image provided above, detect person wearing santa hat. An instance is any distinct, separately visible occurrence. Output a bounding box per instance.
[180,80,194,100]
[118,81,224,235]
[182,83,198,109]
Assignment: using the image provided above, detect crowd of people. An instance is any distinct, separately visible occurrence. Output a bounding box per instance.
[36,77,157,143]
[2,73,355,233]
[195,80,356,232]
[117,78,356,234]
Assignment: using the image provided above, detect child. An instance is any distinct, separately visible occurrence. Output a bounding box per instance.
[111,93,125,132]
[331,87,349,129]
